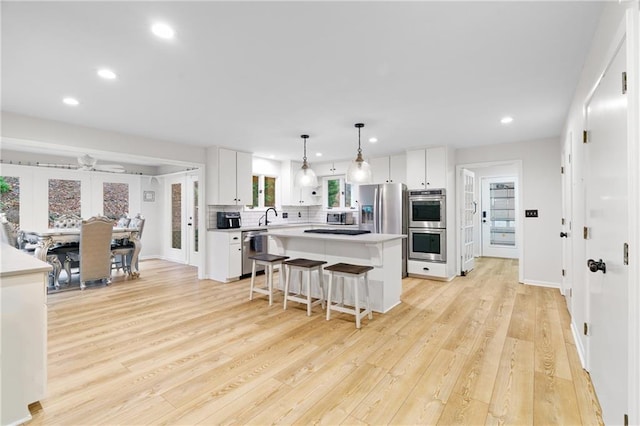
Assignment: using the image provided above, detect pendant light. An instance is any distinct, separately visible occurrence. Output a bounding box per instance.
[294,134,318,187]
[346,123,372,184]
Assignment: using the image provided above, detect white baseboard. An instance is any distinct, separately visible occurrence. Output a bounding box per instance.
[521,279,560,289]
[571,321,587,369]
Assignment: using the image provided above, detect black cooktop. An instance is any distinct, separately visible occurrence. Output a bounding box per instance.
[304,229,372,236]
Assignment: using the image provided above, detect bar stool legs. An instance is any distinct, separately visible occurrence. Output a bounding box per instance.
[325,263,374,329]
[248,254,289,306]
[283,259,327,316]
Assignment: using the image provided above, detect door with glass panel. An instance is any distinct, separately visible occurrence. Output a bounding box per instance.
[481,177,518,259]
[165,174,186,263]
[186,174,199,267]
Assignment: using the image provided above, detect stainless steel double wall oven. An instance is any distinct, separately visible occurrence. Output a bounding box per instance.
[408,189,446,262]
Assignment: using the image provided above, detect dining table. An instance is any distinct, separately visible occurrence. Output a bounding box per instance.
[21,227,142,287]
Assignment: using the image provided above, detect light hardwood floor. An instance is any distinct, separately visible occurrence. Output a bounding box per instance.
[27,257,602,425]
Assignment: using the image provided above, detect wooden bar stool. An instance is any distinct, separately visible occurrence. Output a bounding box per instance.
[248,253,289,306]
[283,258,327,316]
[325,263,374,329]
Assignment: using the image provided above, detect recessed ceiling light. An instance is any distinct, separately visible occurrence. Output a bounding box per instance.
[501,116,514,124]
[97,68,117,80]
[151,22,175,39]
[269,155,275,159]
[315,153,323,157]
[63,97,79,106]
[369,137,378,143]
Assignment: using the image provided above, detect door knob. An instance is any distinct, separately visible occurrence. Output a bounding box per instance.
[560,232,568,238]
[587,258,606,274]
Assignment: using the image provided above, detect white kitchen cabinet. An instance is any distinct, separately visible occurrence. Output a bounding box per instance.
[208,230,242,282]
[406,147,446,189]
[216,148,253,206]
[281,160,321,206]
[370,154,406,184]
[1,248,50,426]
[314,161,349,176]
[408,259,448,279]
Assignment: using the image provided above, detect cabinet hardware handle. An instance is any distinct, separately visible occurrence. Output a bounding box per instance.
[423,267,430,271]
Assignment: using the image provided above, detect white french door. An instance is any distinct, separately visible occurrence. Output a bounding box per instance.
[584,38,628,425]
[459,168,476,275]
[480,176,518,259]
[165,173,200,267]
[186,174,200,267]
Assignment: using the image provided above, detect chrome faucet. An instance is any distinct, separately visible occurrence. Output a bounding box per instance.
[265,207,278,226]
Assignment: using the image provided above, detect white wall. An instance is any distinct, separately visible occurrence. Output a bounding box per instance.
[456,138,561,287]
[2,112,206,167]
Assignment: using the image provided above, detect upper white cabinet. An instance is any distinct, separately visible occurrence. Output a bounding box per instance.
[314,161,349,176]
[406,147,446,189]
[208,147,253,206]
[370,154,406,184]
[280,160,320,206]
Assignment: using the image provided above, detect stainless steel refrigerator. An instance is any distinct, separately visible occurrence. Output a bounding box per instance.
[358,183,408,277]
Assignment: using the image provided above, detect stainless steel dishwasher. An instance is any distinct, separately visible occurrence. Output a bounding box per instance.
[241,229,268,277]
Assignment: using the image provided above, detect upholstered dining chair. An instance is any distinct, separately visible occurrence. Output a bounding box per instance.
[65,216,115,290]
[111,214,145,275]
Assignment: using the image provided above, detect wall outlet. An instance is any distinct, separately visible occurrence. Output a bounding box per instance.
[282,212,288,219]
[298,212,301,218]
[525,209,539,218]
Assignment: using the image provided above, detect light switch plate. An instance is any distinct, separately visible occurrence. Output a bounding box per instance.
[525,209,539,218]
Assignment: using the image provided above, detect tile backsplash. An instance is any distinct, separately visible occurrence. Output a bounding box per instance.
[207,205,356,229]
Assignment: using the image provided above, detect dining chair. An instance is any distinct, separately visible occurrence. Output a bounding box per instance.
[65,216,115,290]
[111,214,145,275]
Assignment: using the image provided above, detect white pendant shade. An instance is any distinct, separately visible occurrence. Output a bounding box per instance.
[294,165,318,187]
[345,122,373,184]
[294,134,318,187]
[346,158,372,184]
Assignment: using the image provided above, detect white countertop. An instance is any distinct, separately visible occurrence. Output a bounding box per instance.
[208,223,358,233]
[1,245,52,278]
[267,228,406,243]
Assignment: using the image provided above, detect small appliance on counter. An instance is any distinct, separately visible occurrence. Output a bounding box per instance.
[217,211,241,229]
[326,212,355,225]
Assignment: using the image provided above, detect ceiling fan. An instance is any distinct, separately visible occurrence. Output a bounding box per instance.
[38,154,125,173]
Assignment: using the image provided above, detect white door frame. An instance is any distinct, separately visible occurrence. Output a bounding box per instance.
[455,160,523,283]
[626,5,640,423]
[561,131,574,313]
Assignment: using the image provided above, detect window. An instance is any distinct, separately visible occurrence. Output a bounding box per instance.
[251,175,277,208]
[0,176,19,227]
[103,182,129,220]
[48,179,81,227]
[323,176,354,209]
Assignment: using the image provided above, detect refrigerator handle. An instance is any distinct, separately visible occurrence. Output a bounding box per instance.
[375,186,382,233]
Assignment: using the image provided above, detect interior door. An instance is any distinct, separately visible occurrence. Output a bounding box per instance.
[480,177,518,259]
[561,133,573,313]
[460,168,476,275]
[186,174,200,267]
[585,38,628,425]
[165,174,186,263]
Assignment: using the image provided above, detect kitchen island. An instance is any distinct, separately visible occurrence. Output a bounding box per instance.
[267,229,406,313]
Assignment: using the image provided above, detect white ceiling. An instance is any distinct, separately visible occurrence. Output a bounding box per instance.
[1,1,603,164]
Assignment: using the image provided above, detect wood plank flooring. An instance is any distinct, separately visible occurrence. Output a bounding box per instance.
[26,257,603,425]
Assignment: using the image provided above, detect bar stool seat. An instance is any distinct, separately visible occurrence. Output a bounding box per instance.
[325,263,374,329]
[249,253,289,306]
[283,258,327,316]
